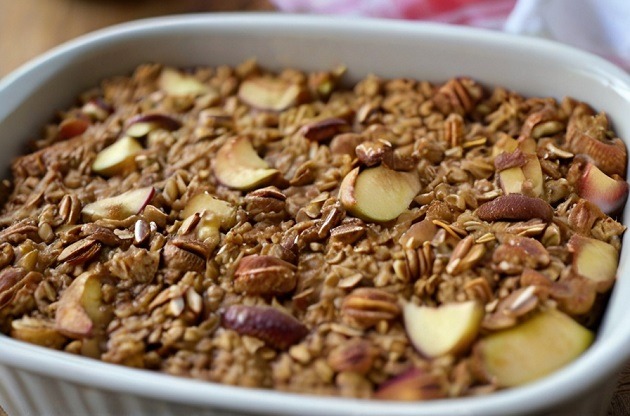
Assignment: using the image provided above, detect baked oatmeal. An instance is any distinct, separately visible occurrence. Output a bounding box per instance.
[0,60,626,399]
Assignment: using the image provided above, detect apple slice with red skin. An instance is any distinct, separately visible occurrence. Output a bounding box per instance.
[55,272,109,338]
[576,162,629,214]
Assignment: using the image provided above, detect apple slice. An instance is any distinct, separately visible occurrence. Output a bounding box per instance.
[499,167,526,195]
[11,317,67,349]
[238,77,307,111]
[403,300,484,358]
[521,154,544,197]
[182,193,237,239]
[158,67,210,96]
[92,136,143,177]
[517,137,537,154]
[576,162,629,214]
[213,136,280,190]
[339,165,420,223]
[568,234,619,292]
[475,308,593,387]
[492,135,519,157]
[81,187,155,221]
[182,193,236,229]
[55,272,109,338]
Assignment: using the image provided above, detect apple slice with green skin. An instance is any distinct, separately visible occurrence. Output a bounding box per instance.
[158,67,210,96]
[182,193,237,239]
[339,165,420,223]
[213,136,280,191]
[576,162,629,214]
[568,234,619,292]
[403,300,484,358]
[81,187,155,221]
[55,272,109,338]
[475,308,593,387]
[92,136,143,177]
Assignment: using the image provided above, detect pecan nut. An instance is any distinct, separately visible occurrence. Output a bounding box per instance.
[58,238,102,265]
[327,338,378,374]
[476,194,553,223]
[162,240,205,273]
[341,287,401,328]
[222,304,308,350]
[233,255,297,296]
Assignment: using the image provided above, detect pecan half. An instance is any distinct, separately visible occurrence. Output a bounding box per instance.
[341,287,401,328]
[432,77,484,116]
[162,240,205,273]
[58,238,102,265]
[222,304,308,350]
[244,186,286,220]
[476,194,554,223]
[233,255,297,296]
[0,220,39,244]
[330,219,366,245]
[81,223,121,246]
[0,267,42,309]
[327,338,378,374]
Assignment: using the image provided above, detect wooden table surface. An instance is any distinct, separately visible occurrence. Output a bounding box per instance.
[1,1,629,415]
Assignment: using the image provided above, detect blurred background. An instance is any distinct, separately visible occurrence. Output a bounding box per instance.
[0,0,275,78]
[1,0,628,79]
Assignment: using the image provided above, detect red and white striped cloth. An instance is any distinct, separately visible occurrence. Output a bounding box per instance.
[271,0,630,70]
[272,0,516,29]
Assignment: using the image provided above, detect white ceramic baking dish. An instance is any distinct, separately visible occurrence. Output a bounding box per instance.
[1,13,630,416]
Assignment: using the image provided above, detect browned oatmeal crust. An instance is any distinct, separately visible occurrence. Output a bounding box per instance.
[0,60,626,399]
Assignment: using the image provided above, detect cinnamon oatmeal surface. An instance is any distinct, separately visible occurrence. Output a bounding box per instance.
[0,60,626,399]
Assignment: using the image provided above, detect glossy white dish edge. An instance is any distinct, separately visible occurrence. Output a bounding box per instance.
[0,13,629,416]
